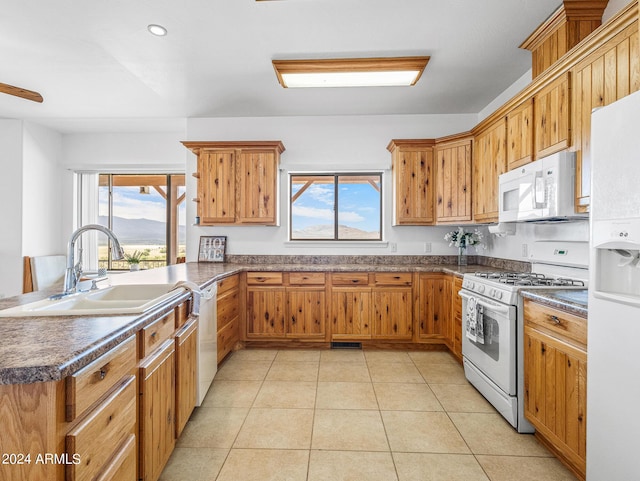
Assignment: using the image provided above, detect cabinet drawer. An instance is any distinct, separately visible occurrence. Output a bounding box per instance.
[524,300,587,347]
[217,318,239,364]
[217,289,240,329]
[247,272,283,285]
[175,301,190,329]
[66,376,137,481]
[331,273,369,286]
[66,336,136,422]
[218,274,239,294]
[289,272,326,285]
[373,273,412,286]
[94,434,136,481]
[140,311,176,359]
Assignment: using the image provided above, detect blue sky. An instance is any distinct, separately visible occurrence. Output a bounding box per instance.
[99,186,186,224]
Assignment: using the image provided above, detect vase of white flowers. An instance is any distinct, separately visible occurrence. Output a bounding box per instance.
[444,227,484,266]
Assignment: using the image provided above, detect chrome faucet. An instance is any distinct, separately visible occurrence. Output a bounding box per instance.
[63,224,124,294]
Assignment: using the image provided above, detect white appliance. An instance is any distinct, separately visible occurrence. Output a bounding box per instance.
[499,151,586,223]
[588,90,640,480]
[196,282,217,406]
[460,241,588,433]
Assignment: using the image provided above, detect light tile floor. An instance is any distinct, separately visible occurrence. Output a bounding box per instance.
[159,349,578,481]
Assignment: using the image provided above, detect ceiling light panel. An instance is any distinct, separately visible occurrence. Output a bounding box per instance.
[272,57,430,88]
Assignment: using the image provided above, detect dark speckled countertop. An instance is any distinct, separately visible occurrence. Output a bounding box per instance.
[0,256,529,385]
[520,288,588,318]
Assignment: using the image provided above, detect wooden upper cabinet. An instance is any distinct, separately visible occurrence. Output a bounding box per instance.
[182,141,285,226]
[571,20,640,212]
[434,134,473,224]
[506,98,535,170]
[388,139,435,225]
[534,72,571,158]
[473,118,507,224]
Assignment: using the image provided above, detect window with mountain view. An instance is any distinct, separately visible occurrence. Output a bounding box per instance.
[98,174,186,270]
[290,173,382,241]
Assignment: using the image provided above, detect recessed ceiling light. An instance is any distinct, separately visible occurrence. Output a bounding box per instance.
[147,24,167,36]
[272,57,430,88]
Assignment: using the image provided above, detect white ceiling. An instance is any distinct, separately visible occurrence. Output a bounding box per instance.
[0,0,565,132]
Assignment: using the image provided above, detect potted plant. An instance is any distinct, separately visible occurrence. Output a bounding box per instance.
[444,227,484,266]
[124,250,144,271]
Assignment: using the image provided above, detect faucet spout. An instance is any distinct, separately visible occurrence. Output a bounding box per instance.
[63,224,124,294]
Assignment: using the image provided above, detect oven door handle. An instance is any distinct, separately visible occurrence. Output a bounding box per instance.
[459,290,512,314]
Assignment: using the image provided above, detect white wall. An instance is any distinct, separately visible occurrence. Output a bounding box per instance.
[603,0,631,22]
[0,120,24,297]
[185,114,477,260]
[22,122,64,256]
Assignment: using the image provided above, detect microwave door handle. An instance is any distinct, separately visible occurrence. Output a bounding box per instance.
[459,290,511,314]
[534,172,546,208]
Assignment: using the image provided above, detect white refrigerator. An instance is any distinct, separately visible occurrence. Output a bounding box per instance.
[588,89,640,480]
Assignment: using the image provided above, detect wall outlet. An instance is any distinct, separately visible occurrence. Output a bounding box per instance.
[390,242,397,252]
[424,242,432,253]
[522,243,529,257]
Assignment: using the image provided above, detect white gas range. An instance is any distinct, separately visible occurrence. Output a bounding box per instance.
[460,241,588,433]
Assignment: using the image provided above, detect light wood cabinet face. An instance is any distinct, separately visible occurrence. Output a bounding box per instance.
[198,150,236,224]
[139,340,176,481]
[524,326,587,478]
[506,98,535,170]
[435,137,473,224]
[217,275,240,363]
[417,274,452,341]
[391,145,435,225]
[572,22,640,212]
[237,150,279,224]
[534,72,571,158]
[246,287,286,337]
[287,288,326,338]
[451,276,463,360]
[473,119,507,223]
[175,318,198,438]
[372,287,413,340]
[330,287,373,340]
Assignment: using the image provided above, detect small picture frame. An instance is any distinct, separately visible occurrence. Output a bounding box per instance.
[198,236,227,263]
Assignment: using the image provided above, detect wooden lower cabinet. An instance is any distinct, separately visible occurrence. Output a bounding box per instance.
[217,274,240,363]
[524,300,587,480]
[245,273,327,339]
[372,287,413,340]
[417,273,452,342]
[450,276,463,361]
[139,339,176,481]
[175,317,198,438]
[330,287,373,340]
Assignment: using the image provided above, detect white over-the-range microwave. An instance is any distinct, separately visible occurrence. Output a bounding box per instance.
[498,151,587,223]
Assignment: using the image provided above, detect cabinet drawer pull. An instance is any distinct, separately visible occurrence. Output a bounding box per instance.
[549,315,561,325]
[151,331,157,338]
[99,368,107,380]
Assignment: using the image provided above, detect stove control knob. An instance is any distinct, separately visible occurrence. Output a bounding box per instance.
[466,281,474,289]
[488,288,495,297]
[496,291,503,300]
[477,285,485,294]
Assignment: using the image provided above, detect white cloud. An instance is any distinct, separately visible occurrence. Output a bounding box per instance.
[292,205,334,220]
[339,211,365,222]
[306,185,334,206]
[111,190,166,222]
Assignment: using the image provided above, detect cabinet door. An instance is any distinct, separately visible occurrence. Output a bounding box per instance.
[417,274,451,341]
[139,340,175,481]
[287,288,326,338]
[175,317,198,438]
[524,327,587,478]
[392,147,435,225]
[506,98,534,170]
[473,119,506,223]
[330,287,372,340]
[572,24,640,212]
[246,287,286,337]
[451,276,463,359]
[372,287,413,340]
[534,72,571,158]
[217,275,240,363]
[198,150,236,224]
[435,137,472,224]
[237,150,279,225]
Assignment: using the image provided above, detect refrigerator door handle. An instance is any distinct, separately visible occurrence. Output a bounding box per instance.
[593,290,640,308]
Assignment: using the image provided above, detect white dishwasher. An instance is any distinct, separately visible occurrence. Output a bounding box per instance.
[196,282,217,406]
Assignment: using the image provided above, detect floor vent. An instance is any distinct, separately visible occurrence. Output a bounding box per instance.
[330,341,362,350]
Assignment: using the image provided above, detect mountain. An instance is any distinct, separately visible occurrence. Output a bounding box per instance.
[97,216,186,244]
[292,224,380,240]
